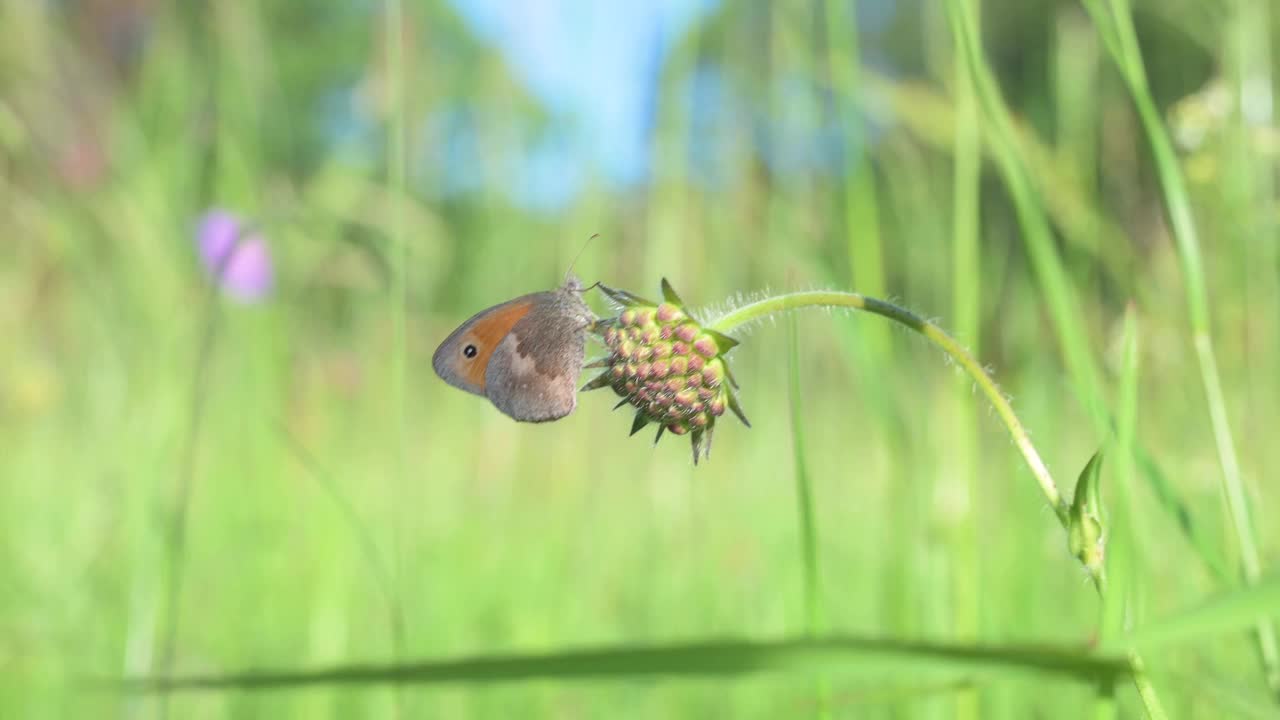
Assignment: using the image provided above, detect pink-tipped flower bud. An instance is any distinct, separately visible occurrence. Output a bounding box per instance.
[693,335,718,358]
[588,279,748,465]
[675,323,699,343]
[701,362,723,387]
[656,303,685,324]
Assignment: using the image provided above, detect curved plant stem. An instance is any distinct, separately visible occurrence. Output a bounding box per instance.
[711,291,1168,717]
[711,291,1069,527]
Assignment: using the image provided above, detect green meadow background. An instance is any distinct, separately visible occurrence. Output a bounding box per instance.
[3,0,1279,717]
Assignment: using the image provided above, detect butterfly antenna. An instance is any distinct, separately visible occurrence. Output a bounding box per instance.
[564,233,600,285]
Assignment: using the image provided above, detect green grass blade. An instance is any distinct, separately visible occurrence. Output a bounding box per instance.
[1103,306,1141,645]
[855,71,1136,292]
[824,0,887,363]
[385,2,410,713]
[943,0,1224,593]
[1110,307,1169,719]
[1129,575,1280,651]
[946,1,1170,712]
[787,316,822,636]
[950,14,983,716]
[1082,0,1280,695]
[118,636,1131,693]
[947,0,1106,430]
[278,424,404,652]
[787,314,827,716]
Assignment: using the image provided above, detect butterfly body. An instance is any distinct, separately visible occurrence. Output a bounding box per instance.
[432,278,595,422]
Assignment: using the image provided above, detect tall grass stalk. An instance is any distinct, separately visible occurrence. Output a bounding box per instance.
[787,317,822,634]
[824,0,888,363]
[787,316,827,716]
[280,425,404,652]
[944,0,1106,430]
[948,8,982,716]
[155,273,224,718]
[1094,309,1148,720]
[1080,0,1280,697]
[944,1,1168,713]
[853,71,1135,295]
[1114,310,1168,719]
[384,0,410,713]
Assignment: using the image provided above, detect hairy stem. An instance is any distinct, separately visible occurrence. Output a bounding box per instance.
[710,291,1068,527]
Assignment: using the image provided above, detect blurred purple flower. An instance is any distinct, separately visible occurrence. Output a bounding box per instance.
[196,209,274,302]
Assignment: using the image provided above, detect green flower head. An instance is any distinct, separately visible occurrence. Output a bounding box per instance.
[582,279,750,464]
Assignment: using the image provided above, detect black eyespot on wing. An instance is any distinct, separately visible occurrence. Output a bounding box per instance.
[463,344,478,359]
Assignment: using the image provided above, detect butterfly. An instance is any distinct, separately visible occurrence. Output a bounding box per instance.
[432,276,597,422]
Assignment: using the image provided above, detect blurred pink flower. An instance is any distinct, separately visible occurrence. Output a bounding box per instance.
[196,210,274,302]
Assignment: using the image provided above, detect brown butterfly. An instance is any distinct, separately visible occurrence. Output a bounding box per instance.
[432,277,597,422]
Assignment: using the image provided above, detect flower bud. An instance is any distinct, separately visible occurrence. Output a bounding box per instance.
[586,278,750,464]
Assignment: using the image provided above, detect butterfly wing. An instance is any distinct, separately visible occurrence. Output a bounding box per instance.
[483,288,593,422]
[432,295,537,397]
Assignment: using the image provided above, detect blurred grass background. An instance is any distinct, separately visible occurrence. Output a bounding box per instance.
[2,0,1278,717]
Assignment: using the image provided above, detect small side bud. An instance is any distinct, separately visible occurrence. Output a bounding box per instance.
[1068,451,1107,581]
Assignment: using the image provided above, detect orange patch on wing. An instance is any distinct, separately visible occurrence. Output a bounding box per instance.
[460,300,534,389]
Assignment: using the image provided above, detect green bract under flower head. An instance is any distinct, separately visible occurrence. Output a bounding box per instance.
[583,279,749,464]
